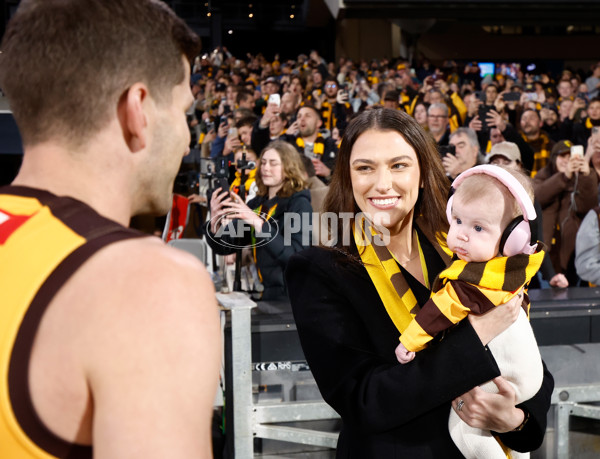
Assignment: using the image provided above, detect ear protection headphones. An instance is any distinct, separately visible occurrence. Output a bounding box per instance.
[446,165,538,257]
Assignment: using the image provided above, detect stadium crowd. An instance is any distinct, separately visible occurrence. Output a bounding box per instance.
[182,47,600,290]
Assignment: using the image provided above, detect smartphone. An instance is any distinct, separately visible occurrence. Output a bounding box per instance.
[478,105,492,131]
[227,127,238,139]
[592,126,599,136]
[503,92,521,102]
[474,91,483,100]
[570,145,584,159]
[439,144,456,158]
[268,93,281,106]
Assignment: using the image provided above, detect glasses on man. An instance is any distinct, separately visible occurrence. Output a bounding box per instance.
[325,83,337,89]
[428,114,448,119]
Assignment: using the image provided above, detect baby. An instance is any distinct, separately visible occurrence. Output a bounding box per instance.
[396,164,545,459]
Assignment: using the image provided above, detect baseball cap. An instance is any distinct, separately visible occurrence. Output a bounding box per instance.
[486,141,522,164]
[264,76,280,86]
[551,140,573,156]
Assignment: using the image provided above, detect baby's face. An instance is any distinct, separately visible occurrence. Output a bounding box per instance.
[446,194,504,262]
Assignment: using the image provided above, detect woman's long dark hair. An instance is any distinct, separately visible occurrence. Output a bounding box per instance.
[323,107,450,250]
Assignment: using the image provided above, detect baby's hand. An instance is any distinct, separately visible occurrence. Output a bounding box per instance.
[395,342,416,364]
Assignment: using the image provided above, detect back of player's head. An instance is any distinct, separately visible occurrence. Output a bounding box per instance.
[0,0,200,148]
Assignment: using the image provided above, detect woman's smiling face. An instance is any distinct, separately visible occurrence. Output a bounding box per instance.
[349,129,421,232]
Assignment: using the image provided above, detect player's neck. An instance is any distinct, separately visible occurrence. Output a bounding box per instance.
[13,142,133,227]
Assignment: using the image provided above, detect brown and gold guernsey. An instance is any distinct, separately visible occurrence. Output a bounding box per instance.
[0,185,147,458]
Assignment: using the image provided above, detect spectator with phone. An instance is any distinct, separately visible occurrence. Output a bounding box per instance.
[533,140,599,285]
[519,109,555,176]
[349,77,381,113]
[207,140,312,301]
[257,76,281,115]
[470,107,536,174]
[443,127,484,180]
[319,76,353,135]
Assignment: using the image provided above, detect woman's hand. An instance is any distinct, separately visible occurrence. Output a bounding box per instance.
[452,376,525,433]
[549,273,569,288]
[567,155,589,178]
[223,192,265,232]
[468,289,523,345]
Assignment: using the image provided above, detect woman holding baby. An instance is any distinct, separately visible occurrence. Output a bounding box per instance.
[285,108,553,457]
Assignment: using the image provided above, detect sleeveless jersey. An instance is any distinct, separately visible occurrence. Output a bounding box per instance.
[0,185,147,458]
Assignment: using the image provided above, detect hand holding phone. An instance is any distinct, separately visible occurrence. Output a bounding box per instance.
[439,144,456,158]
[570,145,584,159]
[227,127,239,139]
[268,93,281,107]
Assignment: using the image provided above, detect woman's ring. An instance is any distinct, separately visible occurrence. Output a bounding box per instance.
[457,399,465,412]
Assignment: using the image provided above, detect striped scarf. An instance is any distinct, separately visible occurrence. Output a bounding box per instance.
[353,219,451,334]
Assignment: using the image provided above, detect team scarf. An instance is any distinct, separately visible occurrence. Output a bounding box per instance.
[252,202,278,282]
[439,250,545,294]
[296,135,325,158]
[352,218,451,334]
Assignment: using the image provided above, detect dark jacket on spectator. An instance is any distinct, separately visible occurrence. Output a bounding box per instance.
[533,153,598,283]
[206,189,312,300]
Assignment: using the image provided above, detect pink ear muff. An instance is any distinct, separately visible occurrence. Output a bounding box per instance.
[501,218,537,256]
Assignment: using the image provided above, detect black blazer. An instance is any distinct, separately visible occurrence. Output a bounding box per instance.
[285,243,553,458]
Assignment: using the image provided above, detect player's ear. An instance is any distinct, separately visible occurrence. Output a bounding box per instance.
[118,83,149,153]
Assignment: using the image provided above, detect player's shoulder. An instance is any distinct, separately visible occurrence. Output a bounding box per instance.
[77,236,215,309]
[105,236,207,275]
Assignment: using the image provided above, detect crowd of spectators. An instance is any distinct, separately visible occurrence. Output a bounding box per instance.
[184,47,600,289]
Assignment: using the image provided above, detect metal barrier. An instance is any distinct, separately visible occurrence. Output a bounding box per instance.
[218,288,600,458]
[217,292,340,457]
[539,343,600,459]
